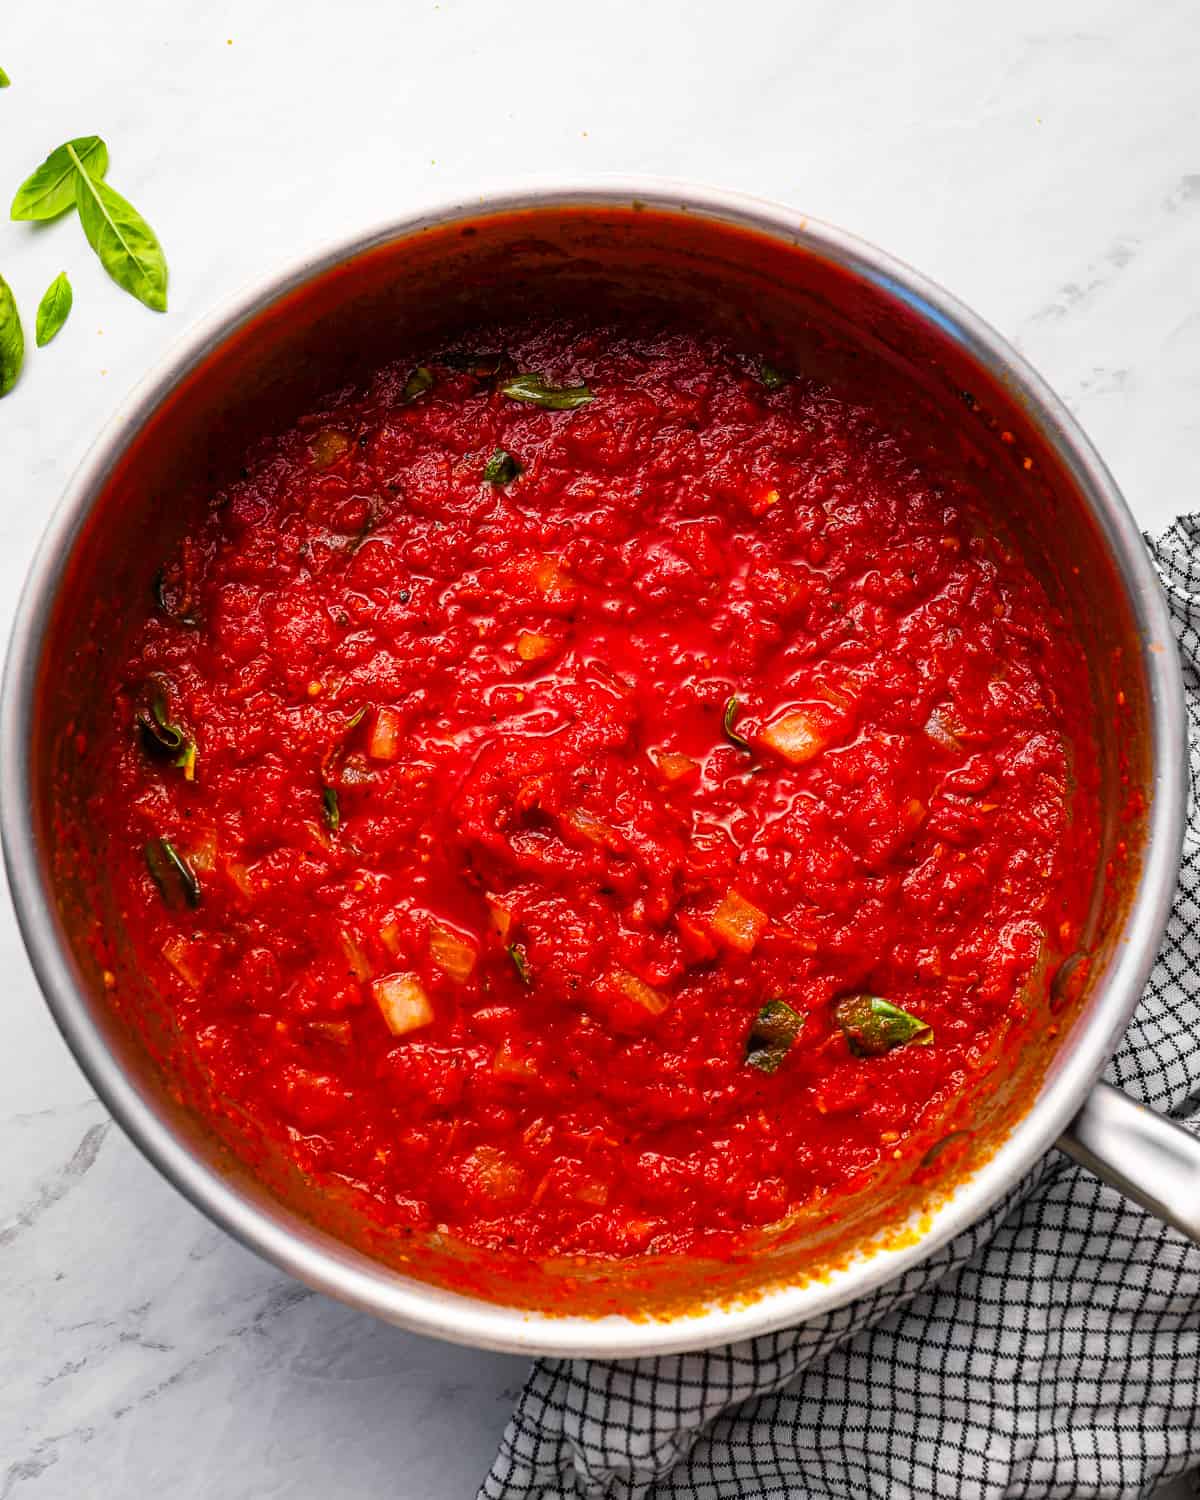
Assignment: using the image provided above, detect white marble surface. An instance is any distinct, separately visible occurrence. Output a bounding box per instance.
[2,2,1198,1495]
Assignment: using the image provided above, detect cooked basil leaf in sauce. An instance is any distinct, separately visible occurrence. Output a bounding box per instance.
[759,361,787,391]
[153,566,199,626]
[440,350,502,375]
[745,998,805,1074]
[322,784,340,833]
[137,691,196,779]
[145,837,201,907]
[722,695,752,753]
[508,943,532,985]
[482,448,520,485]
[834,994,932,1057]
[499,373,593,410]
[402,365,434,402]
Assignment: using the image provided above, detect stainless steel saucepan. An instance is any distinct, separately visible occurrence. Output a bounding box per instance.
[1,180,1193,1355]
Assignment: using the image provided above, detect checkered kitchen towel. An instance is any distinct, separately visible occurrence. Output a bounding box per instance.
[479,517,1200,1500]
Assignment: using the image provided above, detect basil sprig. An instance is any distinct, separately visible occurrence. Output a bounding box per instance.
[10,136,108,220]
[835,995,932,1057]
[0,67,10,88]
[145,838,201,908]
[483,448,520,485]
[35,272,72,347]
[500,373,593,410]
[746,999,805,1074]
[0,275,23,397]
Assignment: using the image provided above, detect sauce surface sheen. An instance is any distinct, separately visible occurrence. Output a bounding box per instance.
[94,323,1095,1259]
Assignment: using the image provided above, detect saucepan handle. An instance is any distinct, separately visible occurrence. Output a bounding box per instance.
[1058,1080,1200,1243]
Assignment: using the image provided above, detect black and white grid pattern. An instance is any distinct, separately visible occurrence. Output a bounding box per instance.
[480,518,1200,1500]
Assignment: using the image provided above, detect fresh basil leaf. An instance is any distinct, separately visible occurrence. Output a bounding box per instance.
[500,373,593,410]
[402,365,433,401]
[483,448,520,485]
[746,998,805,1074]
[835,994,932,1057]
[0,274,23,397]
[11,135,108,221]
[322,785,341,833]
[508,943,532,986]
[35,272,72,347]
[759,361,787,391]
[0,67,10,87]
[145,837,201,908]
[72,148,167,312]
[722,695,752,753]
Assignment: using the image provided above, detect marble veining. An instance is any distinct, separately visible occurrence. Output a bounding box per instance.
[2,1,1197,1493]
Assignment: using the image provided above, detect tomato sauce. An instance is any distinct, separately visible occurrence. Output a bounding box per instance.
[94,322,1097,1259]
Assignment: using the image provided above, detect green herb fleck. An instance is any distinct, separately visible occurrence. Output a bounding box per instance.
[483,448,520,485]
[834,994,932,1057]
[10,135,108,221]
[500,373,593,410]
[35,272,72,347]
[722,695,752,753]
[402,365,434,402]
[759,361,787,391]
[153,566,200,627]
[322,785,341,834]
[0,274,23,397]
[145,837,201,908]
[137,690,196,779]
[508,943,532,986]
[746,998,805,1074]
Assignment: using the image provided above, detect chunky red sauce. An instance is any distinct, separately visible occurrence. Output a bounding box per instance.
[95,323,1095,1259]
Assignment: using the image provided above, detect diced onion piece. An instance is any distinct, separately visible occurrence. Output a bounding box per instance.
[309,429,350,468]
[188,829,219,873]
[516,631,556,662]
[372,972,433,1035]
[610,968,670,1015]
[532,556,572,594]
[562,807,624,852]
[223,859,254,898]
[162,933,211,988]
[655,750,699,783]
[761,708,827,765]
[429,922,477,982]
[463,1145,524,1202]
[709,889,769,952]
[486,898,513,943]
[493,1038,539,1079]
[338,927,373,982]
[575,1179,610,1207]
[379,919,404,958]
[367,706,403,762]
[307,1019,353,1046]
